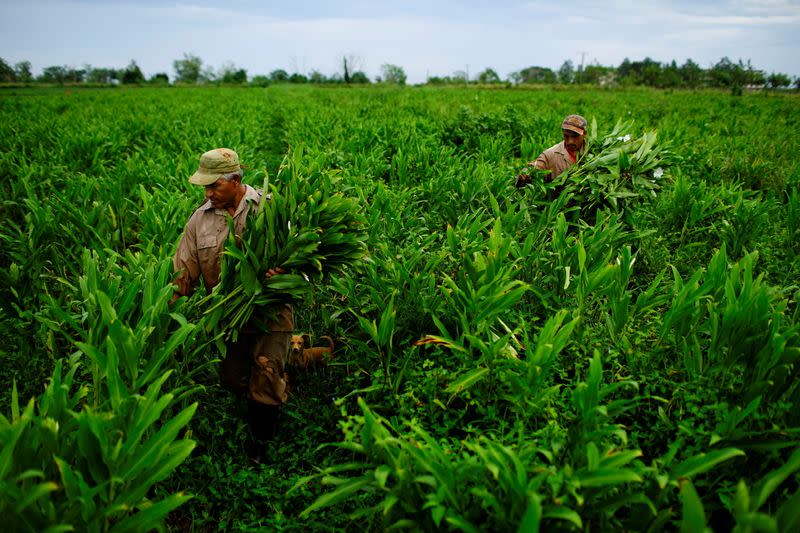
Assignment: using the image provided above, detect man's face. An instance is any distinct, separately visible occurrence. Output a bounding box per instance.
[205,176,240,209]
[563,130,585,153]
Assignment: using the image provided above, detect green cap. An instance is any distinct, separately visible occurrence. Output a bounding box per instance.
[188,148,242,186]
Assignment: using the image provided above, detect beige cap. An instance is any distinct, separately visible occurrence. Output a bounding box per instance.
[188,148,242,186]
[561,115,587,136]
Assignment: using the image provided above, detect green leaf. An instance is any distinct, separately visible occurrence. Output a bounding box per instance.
[516,494,541,533]
[445,367,490,395]
[14,481,60,513]
[775,488,800,533]
[672,448,745,480]
[300,476,373,518]
[109,492,193,533]
[11,379,19,421]
[679,480,707,533]
[751,446,800,510]
[543,506,582,529]
[377,294,396,346]
[576,468,642,487]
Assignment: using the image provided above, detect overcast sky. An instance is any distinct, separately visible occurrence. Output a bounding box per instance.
[2,0,799,83]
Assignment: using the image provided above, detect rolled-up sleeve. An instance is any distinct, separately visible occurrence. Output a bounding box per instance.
[533,151,549,171]
[173,220,200,297]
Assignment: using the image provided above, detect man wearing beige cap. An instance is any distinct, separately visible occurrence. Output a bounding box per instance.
[172,148,293,464]
[515,114,587,187]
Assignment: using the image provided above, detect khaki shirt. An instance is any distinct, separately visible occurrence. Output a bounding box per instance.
[173,185,293,331]
[531,141,575,181]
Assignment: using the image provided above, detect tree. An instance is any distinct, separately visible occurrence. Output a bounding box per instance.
[477,68,500,84]
[309,70,327,84]
[583,64,614,86]
[660,60,681,88]
[87,67,117,84]
[121,60,145,84]
[749,67,766,87]
[39,66,84,83]
[289,73,308,84]
[340,53,364,84]
[380,64,406,85]
[0,57,15,82]
[616,57,661,86]
[14,61,32,82]
[250,75,270,87]
[150,72,169,84]
[451,70,468,83]
[350,71,370,84]
[517,66,557,84]
[200,65,216,83]
[173,53,202,84]
[269,69,289,83]
[679,59,703,88]
[220,64,247,84]
[767,72,791,89]
[426,75,451,85]
[558,60,575,84]
[708,57,762,89]
[640,59,663,87]
[39,66,64,83]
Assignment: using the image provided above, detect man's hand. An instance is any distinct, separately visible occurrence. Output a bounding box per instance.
[265,267,286,279]
[515,172,532,188]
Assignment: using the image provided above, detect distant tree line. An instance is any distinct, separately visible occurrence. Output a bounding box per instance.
[479,57,798,91]
[1,53,796,91]
[0,53,405,88]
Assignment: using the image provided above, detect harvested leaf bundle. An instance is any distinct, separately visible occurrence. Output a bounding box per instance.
[203,150,368,340]
[557,119,679,213]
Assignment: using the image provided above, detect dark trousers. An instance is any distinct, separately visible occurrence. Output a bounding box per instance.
[220,329,291,443]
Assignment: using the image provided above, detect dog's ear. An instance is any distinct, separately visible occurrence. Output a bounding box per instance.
[302,333,312,346]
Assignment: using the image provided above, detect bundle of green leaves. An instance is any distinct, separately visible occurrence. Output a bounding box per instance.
[202,153,368,340]
[557,119,679,213]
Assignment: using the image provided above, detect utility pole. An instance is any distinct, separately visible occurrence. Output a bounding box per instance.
[578,51,587,82]
[466,64,469,85]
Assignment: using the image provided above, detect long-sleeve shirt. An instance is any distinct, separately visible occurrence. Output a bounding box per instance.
[173,184,293,331]
[530,141,575,182]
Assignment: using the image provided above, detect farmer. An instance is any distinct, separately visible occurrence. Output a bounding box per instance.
[515,114,587,187]
[172,147,293,464]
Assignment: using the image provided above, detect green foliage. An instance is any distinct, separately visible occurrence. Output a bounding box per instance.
[660,245,799,402]
[1,86,798,531]
[173,53,202,84]
[0,252,199,531]
[380,64,407,85]
[558,120,679,216]
[202,148,368,340]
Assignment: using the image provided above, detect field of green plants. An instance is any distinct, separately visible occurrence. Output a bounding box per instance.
[1,85,799,532]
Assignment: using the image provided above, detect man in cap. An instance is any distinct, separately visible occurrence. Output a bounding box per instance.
[515,114,587,187]
[172,147,293,464]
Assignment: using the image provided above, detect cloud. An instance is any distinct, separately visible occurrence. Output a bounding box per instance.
[2,0,798,81]
[676,12,800,25]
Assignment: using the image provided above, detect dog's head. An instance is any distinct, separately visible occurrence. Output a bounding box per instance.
[289,335,305,355]
[289,334,310,366]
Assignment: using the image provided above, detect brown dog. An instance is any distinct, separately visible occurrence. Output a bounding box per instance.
[289,334,334,370]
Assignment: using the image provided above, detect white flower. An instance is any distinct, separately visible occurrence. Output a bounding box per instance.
[653,167,664,179]
[615,134,632,142]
